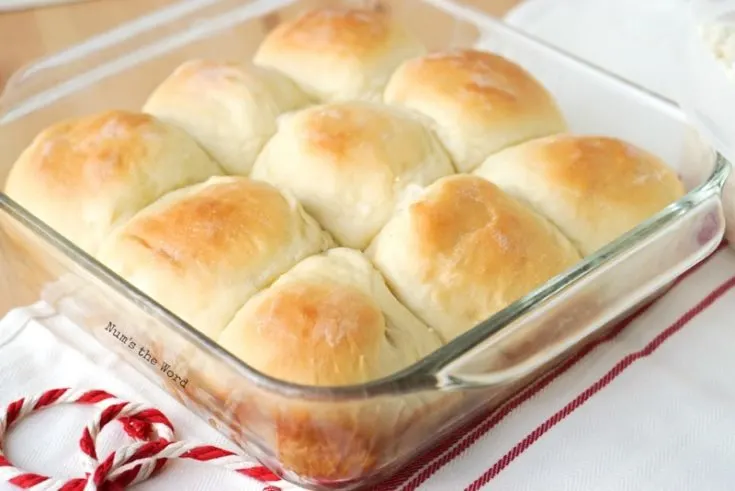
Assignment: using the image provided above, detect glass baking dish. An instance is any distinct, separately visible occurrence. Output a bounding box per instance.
[0,0,730,489]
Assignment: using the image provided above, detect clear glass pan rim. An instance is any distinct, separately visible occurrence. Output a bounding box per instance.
[0,0,732,402]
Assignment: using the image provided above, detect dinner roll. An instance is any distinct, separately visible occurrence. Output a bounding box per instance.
[365,175,581,342]
[253,7,426,102]
[218,248,443,386]
[143,60,310,175]
[96,176,333,340]
[383,49,567,172]
[473,134,687,256]
[3,110,223,255]
[250,101,455,249]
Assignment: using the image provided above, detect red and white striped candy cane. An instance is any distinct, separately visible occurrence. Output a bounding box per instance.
[88,439,292,490]
[0,388,134,490]
[0,388,292,491]
[78,398,174,472]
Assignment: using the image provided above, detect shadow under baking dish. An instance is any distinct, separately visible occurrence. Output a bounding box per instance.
[0,0,732,489]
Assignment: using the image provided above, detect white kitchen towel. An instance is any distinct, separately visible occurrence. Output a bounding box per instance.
[380,245,735,491]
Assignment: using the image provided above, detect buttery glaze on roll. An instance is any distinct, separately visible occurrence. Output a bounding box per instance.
[96,176,334,340]
[383,49,567,173]
[218,248,443,386]
[365,174,581,342]
[143,60,310,175]
[473,134,687,256]
[253,7,426,102]
[3,110,223,255]
[250,101,455,249]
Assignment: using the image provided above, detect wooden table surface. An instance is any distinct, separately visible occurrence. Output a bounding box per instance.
[0,0,522,90]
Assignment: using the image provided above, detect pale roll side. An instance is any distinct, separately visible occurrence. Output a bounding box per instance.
[250,101,455,250]
[253,7,426,102]
[383,48,567,173]
[96,175,334,340]
[3,110,224,256]
[143,60,310,176]
[365,174,582,342]
[473,134,687,256]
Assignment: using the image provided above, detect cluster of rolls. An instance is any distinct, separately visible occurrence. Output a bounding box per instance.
[4,6,686,389]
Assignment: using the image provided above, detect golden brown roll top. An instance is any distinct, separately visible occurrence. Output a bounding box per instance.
[253,7,426,102]
[473,134,687,256]
[96,176,334,340]
[143,60,310,175]
[365,174,581,342]
[384,49,567,173]
[250,101,455,249]
[218,248,443,386]
[3,110,223,255]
